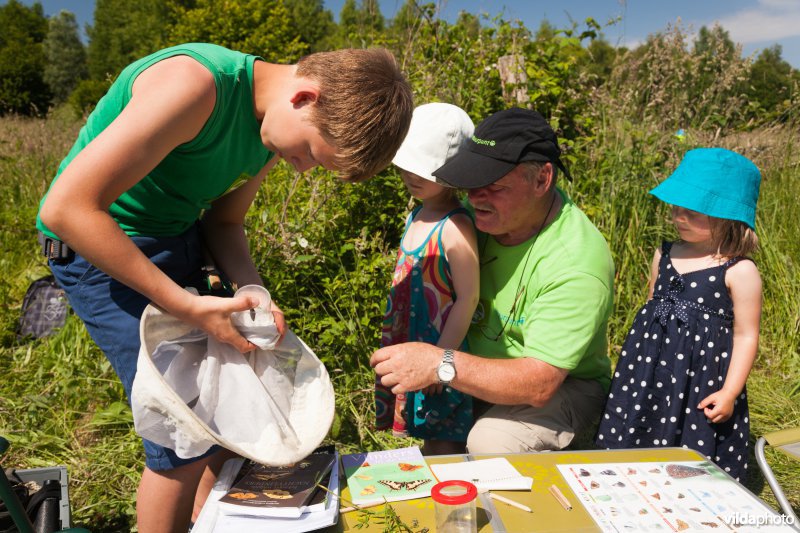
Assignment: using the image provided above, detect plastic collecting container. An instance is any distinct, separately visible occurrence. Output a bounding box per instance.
[431,479,478,532]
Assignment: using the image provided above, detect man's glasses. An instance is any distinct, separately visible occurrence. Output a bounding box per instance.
[477,284,526,342]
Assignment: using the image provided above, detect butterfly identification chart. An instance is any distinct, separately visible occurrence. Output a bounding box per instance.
[341,446,436,506]
[557,461,795,532]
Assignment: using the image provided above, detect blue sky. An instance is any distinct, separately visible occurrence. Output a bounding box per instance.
[14,0,800,67]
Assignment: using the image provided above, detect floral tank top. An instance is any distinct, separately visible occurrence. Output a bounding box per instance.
[381,206,470,347]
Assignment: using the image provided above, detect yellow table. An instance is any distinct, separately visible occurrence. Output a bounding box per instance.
[335,447,781,532]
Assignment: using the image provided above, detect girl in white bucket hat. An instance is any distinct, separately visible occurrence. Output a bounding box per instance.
[374,103,479,455]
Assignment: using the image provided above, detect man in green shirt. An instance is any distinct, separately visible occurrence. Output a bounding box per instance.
[372,108,613,453]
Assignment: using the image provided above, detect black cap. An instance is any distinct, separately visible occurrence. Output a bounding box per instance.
[432,107,572,188]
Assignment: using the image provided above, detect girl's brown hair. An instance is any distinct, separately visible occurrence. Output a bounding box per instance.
[710,217,759,257]
[297,48,413,182]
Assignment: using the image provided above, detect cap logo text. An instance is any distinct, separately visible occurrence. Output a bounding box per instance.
[472,135,496,147]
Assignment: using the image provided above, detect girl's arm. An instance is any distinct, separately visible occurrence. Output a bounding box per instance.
[647,247,662,299]
[437,213,480,350]
[419,213,478,395]
[698,260,762,423]
[39,56,261,353]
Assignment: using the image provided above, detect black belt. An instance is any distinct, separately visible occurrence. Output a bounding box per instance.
[38,231,74,260]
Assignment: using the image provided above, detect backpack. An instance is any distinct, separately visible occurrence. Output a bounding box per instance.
[17,275,69,340]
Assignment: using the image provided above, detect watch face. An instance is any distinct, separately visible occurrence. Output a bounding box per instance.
[438,364,456,382]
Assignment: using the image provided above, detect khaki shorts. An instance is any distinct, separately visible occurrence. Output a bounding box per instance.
[466,377,605,453]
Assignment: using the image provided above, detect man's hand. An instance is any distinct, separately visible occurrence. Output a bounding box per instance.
[370,342,441,394]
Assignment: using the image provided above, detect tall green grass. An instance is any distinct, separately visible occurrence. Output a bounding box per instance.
[1,108,798,530]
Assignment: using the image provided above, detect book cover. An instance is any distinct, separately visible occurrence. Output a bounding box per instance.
[341,446,435,506]
[217,452,335,518]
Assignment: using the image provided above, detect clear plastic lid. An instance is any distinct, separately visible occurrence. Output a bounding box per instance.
[431,480,478,505]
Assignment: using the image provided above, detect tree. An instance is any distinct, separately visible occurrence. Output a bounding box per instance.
[283,0,334,52]
[389,0,422,37]
[336,0,359,47]
[0,0,47,47]
[582,37,616,85]
[694,25,736,59]
[747,45,794,118]
[0,0,50,115]
[87,0,172,80]
[44,10,88,104]
[454,11,480,40]
[335,0,385,48]
[167,0,307,62]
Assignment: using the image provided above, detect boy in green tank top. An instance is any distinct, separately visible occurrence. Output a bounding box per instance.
[37,43,412,532]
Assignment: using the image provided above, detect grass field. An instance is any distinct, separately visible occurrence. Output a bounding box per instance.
[1,110,798,530]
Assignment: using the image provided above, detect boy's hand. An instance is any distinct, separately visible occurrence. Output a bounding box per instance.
[270,302,287,342]
[180,294,262,353]
[698,389,736,423]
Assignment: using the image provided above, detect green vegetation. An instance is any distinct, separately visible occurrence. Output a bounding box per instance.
[0,1,798,530]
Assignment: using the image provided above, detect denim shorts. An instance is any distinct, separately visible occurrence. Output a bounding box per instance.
[48,225,219,470]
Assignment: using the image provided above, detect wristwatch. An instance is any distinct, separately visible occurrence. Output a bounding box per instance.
[436,349,457,385]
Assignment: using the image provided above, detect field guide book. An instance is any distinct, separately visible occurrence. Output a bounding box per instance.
[341,445,435,506]
[217,451,335,518]
[192,453,340,533]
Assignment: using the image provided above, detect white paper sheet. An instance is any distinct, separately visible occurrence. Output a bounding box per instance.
[430,457,533,491]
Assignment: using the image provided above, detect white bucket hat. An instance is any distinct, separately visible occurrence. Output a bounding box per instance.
[131,286,334,466]
[392,102,475,182]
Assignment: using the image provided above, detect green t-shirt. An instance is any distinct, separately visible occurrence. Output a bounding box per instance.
[466,189,614,391]
[37,43,273,238]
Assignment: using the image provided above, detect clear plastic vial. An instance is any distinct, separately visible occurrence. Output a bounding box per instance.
[235,284,272,311]
[431,480,478,533]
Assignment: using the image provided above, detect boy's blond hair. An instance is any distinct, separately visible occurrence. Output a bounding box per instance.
[297,48,413,182]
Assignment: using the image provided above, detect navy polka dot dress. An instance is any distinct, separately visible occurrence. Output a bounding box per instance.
[596,242,750,481]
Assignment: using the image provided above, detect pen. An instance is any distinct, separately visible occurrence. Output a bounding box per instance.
[488,492,532,513]
[548,484,573,511]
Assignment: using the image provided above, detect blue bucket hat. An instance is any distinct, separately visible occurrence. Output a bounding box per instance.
[650,148,761,230]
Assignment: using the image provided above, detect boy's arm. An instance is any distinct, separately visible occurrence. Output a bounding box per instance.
[200,161,276,289]
[436,213,479,350]
[698,260,762,423]
[200,158,286,336]
[39,56,260,353]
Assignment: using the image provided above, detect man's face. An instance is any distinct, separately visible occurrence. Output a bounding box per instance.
[467,164,538,245]
[260,104,339,173]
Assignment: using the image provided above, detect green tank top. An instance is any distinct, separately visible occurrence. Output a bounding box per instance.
[37,43,273,238]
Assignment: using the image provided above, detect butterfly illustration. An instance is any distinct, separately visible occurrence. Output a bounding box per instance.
[398,463,423,472]
[405,479,432,491]
[378,479,432,491]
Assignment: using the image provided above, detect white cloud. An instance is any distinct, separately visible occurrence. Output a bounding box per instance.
[714,0,800,43]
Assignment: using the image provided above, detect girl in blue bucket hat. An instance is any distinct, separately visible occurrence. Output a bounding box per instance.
[596,148,762,482]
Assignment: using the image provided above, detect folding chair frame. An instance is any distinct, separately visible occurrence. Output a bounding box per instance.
[755,429,800,524]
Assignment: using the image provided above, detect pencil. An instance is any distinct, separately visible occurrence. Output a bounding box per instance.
[548,484,573,511]
[488,492,532,513]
